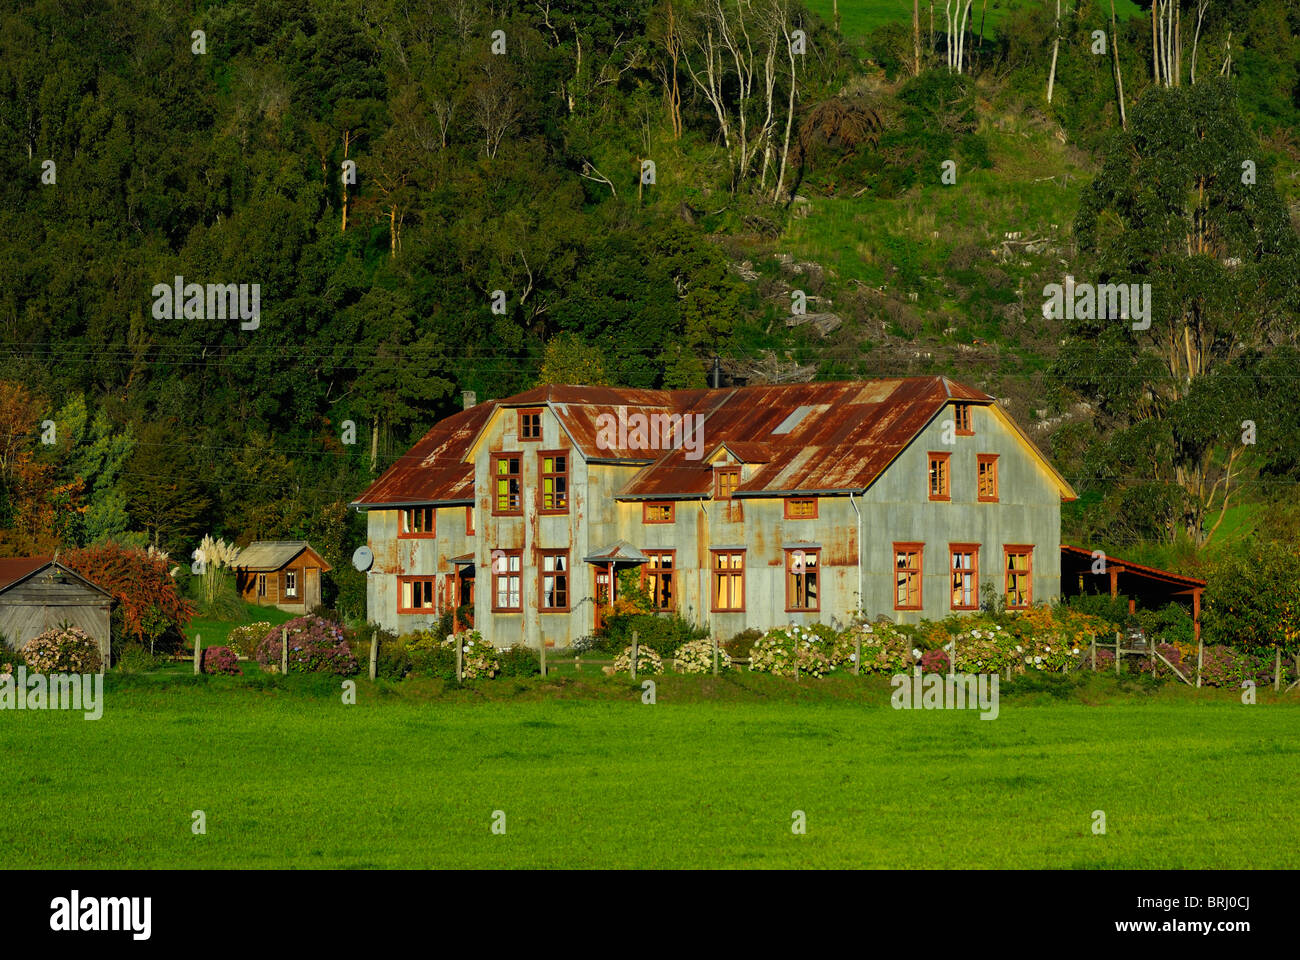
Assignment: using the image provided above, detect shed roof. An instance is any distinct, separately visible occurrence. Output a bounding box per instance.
[233,541,331,572]
[0,557,113,598]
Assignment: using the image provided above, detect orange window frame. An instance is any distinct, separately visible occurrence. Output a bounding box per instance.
[397,576,438,614]
[784,497,818,519]
[642,501,675,524]
[785,548,820,612]
[539,451,569,514]
[399,506,436,538]
[710,549,745,612]
[519,408,543,441]
[949,543,980,611]
[893,542,923,611]
[491,453,523,516]
[715,468,740,500]
[491,550,523,612]
[954,403,974,435]
[1004,545,1033,609]
[928,452,951,501]
[977,454,999,502]
[539,550,569,611]
[642,550,676,611]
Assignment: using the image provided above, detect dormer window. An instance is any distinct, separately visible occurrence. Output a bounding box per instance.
[954,403,973,435]
[715,468,740,500]
[519,408,543,441]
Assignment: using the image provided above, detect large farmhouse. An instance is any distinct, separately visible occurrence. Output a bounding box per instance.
[351,379,1076,649]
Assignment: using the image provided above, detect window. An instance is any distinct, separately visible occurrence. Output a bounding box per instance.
[954,403,973,435]
[457,571,475,607]
[492,551,522,611]
[643,501,675,524]
[643,551,676,611]
[977,455,999,502]
[928,452,951,501]
[400,506,436,537]
[784,497,818,519]
[465,505,475,536]
[519,408,542,441]
[950,545,979,610]
[492,454,522,515]
[540,551,569,611]
[711,550,745,612]
[256,573,267,598]
[893,543,923,610]
[285,570,298,598]
[1005,546,1033,609]
[539,453,569,513]
[398,576,437,613]
[715,468,740,500]
[785,549,820,612]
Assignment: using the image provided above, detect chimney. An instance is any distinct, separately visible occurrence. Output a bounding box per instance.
[462,390,477,409]
[710,356,722,389]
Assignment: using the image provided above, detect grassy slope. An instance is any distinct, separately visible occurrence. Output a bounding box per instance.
[803,0,1145,40]
[4,675,1296,868]
[183,601,295,650]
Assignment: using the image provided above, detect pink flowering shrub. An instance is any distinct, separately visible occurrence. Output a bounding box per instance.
[22,626,102,673]
[255,616,358,675]
[201,645,242,675]
[919,648,949,674]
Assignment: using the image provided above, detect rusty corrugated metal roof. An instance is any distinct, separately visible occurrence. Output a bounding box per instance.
[349,377,1067,508]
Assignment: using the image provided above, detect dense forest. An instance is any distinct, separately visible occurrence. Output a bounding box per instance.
[2,0,1299,623]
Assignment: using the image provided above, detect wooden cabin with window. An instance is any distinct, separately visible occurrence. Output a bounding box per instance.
[233,541,331,612]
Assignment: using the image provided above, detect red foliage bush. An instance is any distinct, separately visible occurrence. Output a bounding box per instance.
[62,542,194,643]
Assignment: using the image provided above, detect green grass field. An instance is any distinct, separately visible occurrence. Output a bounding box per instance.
[803,0,1144,41]
[3,672,1296,868]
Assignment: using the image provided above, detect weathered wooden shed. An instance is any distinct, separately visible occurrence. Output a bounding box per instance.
[233,541,331,612]
[0,557,113,669]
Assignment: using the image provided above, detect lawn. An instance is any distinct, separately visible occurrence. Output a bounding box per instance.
[2,673,1295,869]
[183,601,295,650]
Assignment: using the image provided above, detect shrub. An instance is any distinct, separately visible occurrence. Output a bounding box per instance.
[920,648,950,674]
[201,645,242,675]
[613,644,662,675]
[1197,645,1280,688]
[721,628,762,662]
[255,616,357,675]
[672,636,729,674]
[597,611,708,657]
[404,629,499,680]
[749,625,838,678]
[63,542,194,648]
[842,619,915,674]
[22,626,102,673]
[344,622,404,678]
[227,621,272,659]
[116,644,161,674]
[496,644,541,677]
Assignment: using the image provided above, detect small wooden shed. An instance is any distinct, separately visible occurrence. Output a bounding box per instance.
[233,541,331,612]
[0,557,113,668]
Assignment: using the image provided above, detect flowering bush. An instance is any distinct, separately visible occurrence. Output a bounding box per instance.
[842,620,915,674]
[920,648,950,674]
[255,616,358,675]
[672,636,729,673]
[21,626,102,673]
[404,629,499,680]
[613,643,662,675]
[1197,645,1278,688]
[201,645,242,675]
[227,621,271,659]
[749,625,838,677]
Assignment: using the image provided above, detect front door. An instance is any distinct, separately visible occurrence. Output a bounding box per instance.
[593,567,615,632]
[304,567,320,609]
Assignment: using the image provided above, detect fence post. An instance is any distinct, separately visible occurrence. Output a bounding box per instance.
[540,638,547,679]
[1196,635,1204,688]
[193,634,201,676]
[369,632,378,682]
[1275,647,1282,693]
[713,633,719,676]
[1090,636,1096,672]
[793,631,799,682]
[631,630,639,681]
[281,628,288,675]
[854,630,861,677]
[455,634,463,683]
[1114,631,1121,675]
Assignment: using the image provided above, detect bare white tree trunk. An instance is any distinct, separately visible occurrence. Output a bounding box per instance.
[1046,0,1061,102]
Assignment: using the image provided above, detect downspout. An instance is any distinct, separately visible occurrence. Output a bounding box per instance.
[698,500,710,636]
[849,491,862,621]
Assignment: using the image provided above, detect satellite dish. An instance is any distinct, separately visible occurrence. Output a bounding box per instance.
[352,546,374,572]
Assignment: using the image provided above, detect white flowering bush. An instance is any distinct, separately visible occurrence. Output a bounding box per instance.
[405,628,499,679]
[613,644,662,675]
[22,626,102,673]
[842,620,915,674]
[672,636,730,673]
[749,625,836,678]
[450,630,499,679]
